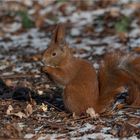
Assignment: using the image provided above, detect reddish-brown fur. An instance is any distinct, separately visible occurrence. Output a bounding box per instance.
[42,24,140,115]
[98,53,140,111]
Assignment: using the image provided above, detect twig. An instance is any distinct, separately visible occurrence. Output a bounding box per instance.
[124,105,140,109]
[44,120,67,130]
[68,115,95,123]
[44,101,64,112]
[125,112,140,119]
[0,74,37,79]
[75,116,92,122]
[73,115,90,121]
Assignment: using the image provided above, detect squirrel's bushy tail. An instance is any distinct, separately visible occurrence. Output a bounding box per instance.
[98,53,140,110]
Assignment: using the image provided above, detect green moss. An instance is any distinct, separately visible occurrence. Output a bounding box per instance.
[56,0,67,3]
[115,16,131,33]
[17,11,34,29]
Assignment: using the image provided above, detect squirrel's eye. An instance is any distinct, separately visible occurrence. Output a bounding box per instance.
[52,52,56,56]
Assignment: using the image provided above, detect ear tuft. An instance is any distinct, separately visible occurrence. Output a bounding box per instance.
[52,23,65,43]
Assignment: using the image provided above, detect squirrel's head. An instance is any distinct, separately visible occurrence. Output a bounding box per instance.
[42,23,71,67]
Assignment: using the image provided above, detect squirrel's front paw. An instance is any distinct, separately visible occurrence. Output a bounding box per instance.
[41,66,48,73]
[41,66,54,73]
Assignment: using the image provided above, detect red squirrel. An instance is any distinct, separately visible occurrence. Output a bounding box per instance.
[41,24,140,115]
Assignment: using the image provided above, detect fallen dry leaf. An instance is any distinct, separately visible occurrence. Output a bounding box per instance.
[6,104,28,119]
[5,79,13,87]
[126,3,140,10]
[37,90,44,95]
[25,104,33,117]
[3,123,22,138]
[12,111,27,119]
[118,122,140,137]
[6,105,14,115]
[118,32,128,43]
[132,47,140,53]
[86,108,99,118]
[40,103,48,112]
[32,54,42,61]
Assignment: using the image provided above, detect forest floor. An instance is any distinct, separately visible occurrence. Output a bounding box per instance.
[0,0,140,139]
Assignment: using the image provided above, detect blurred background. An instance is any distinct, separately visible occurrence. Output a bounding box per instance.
[1,0,140,53]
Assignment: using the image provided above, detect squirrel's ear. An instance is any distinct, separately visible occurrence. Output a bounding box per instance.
[52,23,65,44]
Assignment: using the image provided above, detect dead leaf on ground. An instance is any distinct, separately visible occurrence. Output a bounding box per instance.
[6,105,14,115]
[86,108,99,119]
[12,111,27,119]
[2,123,22,138]
[40,103,48,112]
[132,47,140,53]
[118,122,140,137]
[6,104,32,119]
[25,103,33,117]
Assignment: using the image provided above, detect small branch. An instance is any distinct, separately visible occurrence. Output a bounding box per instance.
[124,105,140,109]
[125,112,140,119]
[0,74,38,79]
[44,101,64,112]
[44,120,67,130]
